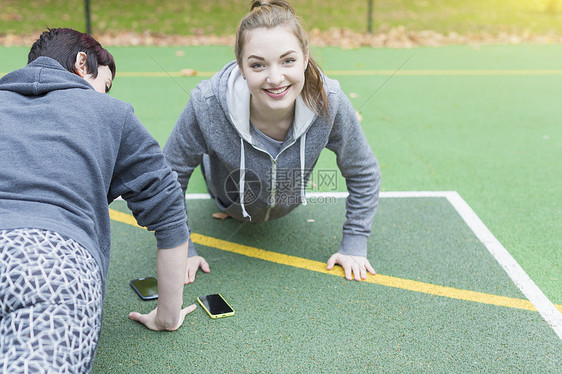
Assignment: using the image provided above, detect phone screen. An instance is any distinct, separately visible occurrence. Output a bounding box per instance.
[130,277,158,300]
[198,294,234,317]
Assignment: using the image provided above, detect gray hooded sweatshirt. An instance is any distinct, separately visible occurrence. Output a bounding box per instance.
[0,57,190,289]
[164,61,380,257]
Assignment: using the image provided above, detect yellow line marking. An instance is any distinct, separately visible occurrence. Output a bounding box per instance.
[190,233,538,311]
[326,69,562,76]
[108,70,562,78]
[4,70,562,79]
[109,208,562,312]
[116,71,213,78]
[109,209,143,228]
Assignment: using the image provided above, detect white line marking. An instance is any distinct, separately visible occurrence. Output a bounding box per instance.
[443,191,562,340]
[185,191,451,199]
[185,190,562,339]
[185,193,212,200]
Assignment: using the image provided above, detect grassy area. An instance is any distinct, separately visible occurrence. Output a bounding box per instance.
[1,0,562,37]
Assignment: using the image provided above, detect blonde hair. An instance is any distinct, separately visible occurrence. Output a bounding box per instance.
[235,0,329,121]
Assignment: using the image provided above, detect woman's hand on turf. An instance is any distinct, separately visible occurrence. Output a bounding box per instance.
[185,255,210,284]
[326,253,376,281]
[129,304,197,331]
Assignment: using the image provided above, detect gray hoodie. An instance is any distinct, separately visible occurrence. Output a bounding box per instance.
[164,61,380,257]
[0,57,190,288]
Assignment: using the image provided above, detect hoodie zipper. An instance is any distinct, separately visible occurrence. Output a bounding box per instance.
[251,131,304,222]
[264,158,278,222]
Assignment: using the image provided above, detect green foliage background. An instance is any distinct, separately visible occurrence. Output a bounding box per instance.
[1,0,561,36]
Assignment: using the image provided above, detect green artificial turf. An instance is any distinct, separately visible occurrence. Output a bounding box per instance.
[93,198,561,373]
[96,44,562,304]
[1,44,560,371]
[1,44,559,303]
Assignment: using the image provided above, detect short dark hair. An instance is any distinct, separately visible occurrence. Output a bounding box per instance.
[28,28,115,79]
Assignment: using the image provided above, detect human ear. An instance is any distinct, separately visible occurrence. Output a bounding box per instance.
[74,52,88,77]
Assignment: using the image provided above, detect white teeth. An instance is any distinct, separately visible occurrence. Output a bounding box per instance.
[266,87,288,94]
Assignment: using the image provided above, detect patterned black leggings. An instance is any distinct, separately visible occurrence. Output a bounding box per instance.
[0,229,103,373]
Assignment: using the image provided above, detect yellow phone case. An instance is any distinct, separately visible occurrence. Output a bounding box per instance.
[197,294,235,319]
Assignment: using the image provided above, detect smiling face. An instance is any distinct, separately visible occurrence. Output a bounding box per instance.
[239,26,308,117]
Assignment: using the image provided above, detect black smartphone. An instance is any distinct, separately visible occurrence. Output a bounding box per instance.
[130,277,158,300]
[197,294,235,319]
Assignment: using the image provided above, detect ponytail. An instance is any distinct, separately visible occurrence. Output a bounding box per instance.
[303,55,330,123]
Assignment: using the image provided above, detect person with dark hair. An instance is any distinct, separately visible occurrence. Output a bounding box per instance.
[0,28,196,373]
[28,27,116,90]
[164,0,381,283]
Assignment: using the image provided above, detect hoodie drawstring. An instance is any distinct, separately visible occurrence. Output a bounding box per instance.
[239,138,251,220]
[239,134,307,220]
[300,134,307,206]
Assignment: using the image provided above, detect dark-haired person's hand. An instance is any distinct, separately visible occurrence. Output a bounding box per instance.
[326,253,376,281]
[129,243,194,330]
[185,256,210,284]
[129,304,197,331]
